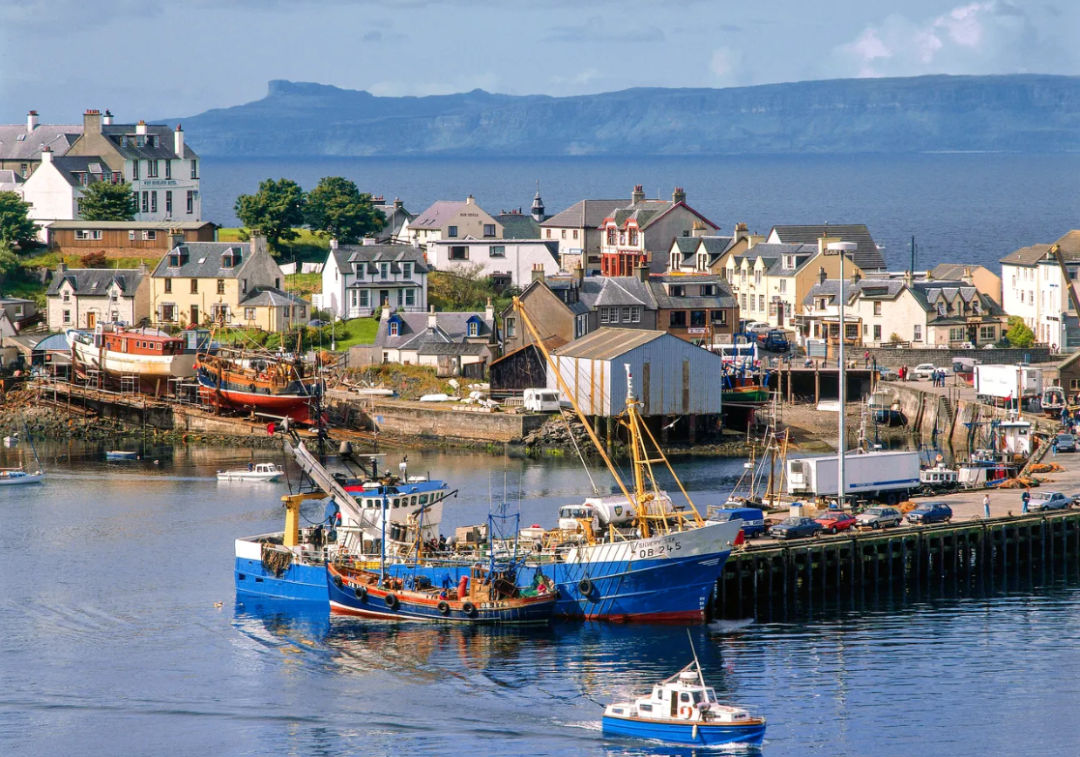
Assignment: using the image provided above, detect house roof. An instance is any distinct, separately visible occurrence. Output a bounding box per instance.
[650,276,736,310]
[1000,243,1050,266]
[930,263,991,281]
[416,342,490,356]
[239,286,309,308]
[46,220,214,230]
[1054,230,1080,258]
[770,224,885,271]
[0,124,82,161]
[151,242,255,279]
[45,156,113,187]
[494,213,541,239]
[610,200,674,229]
[327,243,429,275]
[375,310,495,350]
[488,335,567,368]
[803,279,860,306]
[540,199,627,229]
[579,276,658,309]
[46,268,146,297]
[552,328,665,360]
[0,169,24,190]
[671,237,699,255]
[100,124,197,160]
[410,200,469,229]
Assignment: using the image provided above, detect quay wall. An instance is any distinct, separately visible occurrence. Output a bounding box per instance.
[368,400,548,444]
[867,346,1053,368]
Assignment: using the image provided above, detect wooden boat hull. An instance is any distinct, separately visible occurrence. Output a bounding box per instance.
[327,565,555,624]
[68,331,196,387]
[602,714,766,746]
[197,374,314,423]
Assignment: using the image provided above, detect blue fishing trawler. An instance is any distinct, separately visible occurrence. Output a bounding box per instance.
[602,640,766,746]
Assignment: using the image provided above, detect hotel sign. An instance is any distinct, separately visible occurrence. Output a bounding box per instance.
[687,327,707,335]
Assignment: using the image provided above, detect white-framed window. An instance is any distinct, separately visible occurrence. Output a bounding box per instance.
[190,159,198,179]
[402,262,412,278]
[186,191,194,214]
[754,270,761,285]
[489,246,505,258]
[758,295,765,311]
[630,306,641,323]
[468,322,479,337]
[779,280,787,294]
[141,192,149,213]
[142,230,157,241]
[914,324,923,341]
[147,160,159,178]
[75,230,103,240]
[483,224,496,238]
[380,263,389,279]
[622,306,631,322]
[873,324,881,341]
[405,289,415,306]
[242,308,254,320]
[447,225,458,238]
[62,310,71,324]
[62,290,70,302]
[359,290,369,307]
[874,301,882,316]
[949,327,964,341]
[165,191,172,214]
[740,294,747,310]
[980,325,996,341]
[506,317,516,338]
[132,160,140,180]
[150,191,158,213]
[165,161,171,180]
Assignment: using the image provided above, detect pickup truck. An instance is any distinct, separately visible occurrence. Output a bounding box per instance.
[757,329,790,353]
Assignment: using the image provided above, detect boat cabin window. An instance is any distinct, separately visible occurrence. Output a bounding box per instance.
[638,704,652,713]
[411,496,418,506]
[680,693,692,704]
[392,498,401,509]
[419,494,429,505]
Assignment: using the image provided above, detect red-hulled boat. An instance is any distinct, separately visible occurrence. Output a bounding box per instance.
[195,348,321,423]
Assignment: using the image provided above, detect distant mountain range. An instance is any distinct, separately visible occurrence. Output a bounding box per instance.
[173,74,1080,157]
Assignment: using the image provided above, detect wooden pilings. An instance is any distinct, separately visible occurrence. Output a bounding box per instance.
[714,511,1080,620]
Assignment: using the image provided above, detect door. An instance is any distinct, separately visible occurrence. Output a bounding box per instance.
[380,290,389,307]
[191,304,199,325]
[87,312,96,329]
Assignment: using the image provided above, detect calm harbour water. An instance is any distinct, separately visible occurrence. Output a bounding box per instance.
[202,153,1080,272]
[4,441,1080,756]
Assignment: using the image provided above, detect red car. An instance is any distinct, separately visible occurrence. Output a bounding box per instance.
[815,511,858,535]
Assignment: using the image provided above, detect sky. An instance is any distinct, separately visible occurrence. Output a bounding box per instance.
[0,0,1076,123]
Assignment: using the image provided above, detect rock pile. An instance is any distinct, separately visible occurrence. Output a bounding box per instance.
[522,417,595,453]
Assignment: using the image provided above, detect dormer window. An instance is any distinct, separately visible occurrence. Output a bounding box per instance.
[670,285,685,297]
[670,252,680,270]
[701,284,716,296]
[402,262,412,279]
[784,255,795,269]
[937,303,946,316]
[468,322,479,337]
[389,322,399,337]
[380,263,389,280]
[168,253,181,267]
[628,229,638,246]
[697,253,708,271]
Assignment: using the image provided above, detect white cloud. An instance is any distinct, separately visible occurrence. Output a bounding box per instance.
[709,47,745,86]
[368,72,500,97]
[834,1,1039,78]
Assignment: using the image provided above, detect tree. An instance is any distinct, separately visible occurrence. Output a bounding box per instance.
[79,180,136,221]
[80,250,108,268]
[304,177,385,244]
[0,241,22,288]
[428,264,495,312]
[0,191,37,246]
[234,178,305,252]
[1005,315,1036,348]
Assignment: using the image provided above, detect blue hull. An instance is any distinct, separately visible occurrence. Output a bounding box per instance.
[602,715,766,746]
[235,557,327,602]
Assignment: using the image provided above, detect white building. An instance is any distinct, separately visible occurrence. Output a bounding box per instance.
[321,243,429,319]
[403,196,501,251]
[428,238,560,289]
[19,149,102,222]
[44,263,150,331]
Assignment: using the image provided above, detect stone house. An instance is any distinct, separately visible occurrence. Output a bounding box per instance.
[46,263,150,330]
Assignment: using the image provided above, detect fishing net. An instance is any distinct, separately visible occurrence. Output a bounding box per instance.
[261,542,292,576]
[1029,463,1064,474]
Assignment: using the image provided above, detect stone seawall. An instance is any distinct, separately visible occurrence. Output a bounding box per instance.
[368,400,548,445]
[867,347,1053,368]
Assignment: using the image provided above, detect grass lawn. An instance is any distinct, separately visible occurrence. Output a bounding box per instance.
[332,318,379,349]
[218,227,330,264]
[285,272,322,298]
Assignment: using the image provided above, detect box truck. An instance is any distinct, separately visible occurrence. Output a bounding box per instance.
[786,450,921,504]
[974,364,1042,406]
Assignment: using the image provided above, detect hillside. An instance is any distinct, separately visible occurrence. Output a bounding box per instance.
[172,74,1080,157]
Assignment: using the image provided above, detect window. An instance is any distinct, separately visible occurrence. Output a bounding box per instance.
[165,161,171,180]
[769,301,777,317]
[405,289,415,306]
[359,290,369,307]
[779,279,787,294]
[468,322,479,337]
[845,323,859,340]
[740,270,747,285]
[874,324,882,341]
[245,307,255,320]
[620,306,632,322]
[874,301,882,316]
[164,279,172,294]
[141,192,149,213]
[216,279,225,295]
[980,325,996,341]
[489,245,505,258]
[560,229,566,239]
[628,229,638,245]
[186,191,194,214]
[914,324,923,341]
[402,262,412,279]
[151,191,158,213]
[483,224,496,238]
[670,285,685,297]
[573,230,578,240]
[190,279,198,294]
[740,293,747,310]
[575,313,588,338]
[62,290,70,302]
[754,270,762,285]
[607,228,617,245]
[375,263,388,279]
[190,160,198,179]
[701,284,715,296]
[950,327,964,341]
[165,191,172,214]
[759,295,765,311]
[669,311,687,328]
[712,310,728,325]
[19,163,27,178]
[506,317,516,338]
[447,225,458,238]
[546,229,552,239]
[449,246,468,261]
[75,230,103,240]
[162,304,175,321]
[147,160,159,178]
[690,310,706,327]
[139,230,156,241]
[397,289,403,307]
[630,306,641,323]
[1071,379,1080,391]
[62,309,71,324]
[109,290,117,302]
[132,160,140,180]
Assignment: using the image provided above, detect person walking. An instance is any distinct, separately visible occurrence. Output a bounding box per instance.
[864,350,870,368]
[983,493,991,519]
[1052,436,1058,456]
[1022,488,1031,514]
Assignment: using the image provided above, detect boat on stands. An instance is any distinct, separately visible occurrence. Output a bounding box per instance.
[603,637,766,746]
[196,347,321,424]
[868,388,905,427]
[327,563,555,624]
[217,463,284,482]
[67,324,195,394]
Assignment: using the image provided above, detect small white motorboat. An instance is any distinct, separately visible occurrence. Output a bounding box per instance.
[0,468,44,486]
[216,463,284,482]
[3,435,18,447]
[106,450,139,461]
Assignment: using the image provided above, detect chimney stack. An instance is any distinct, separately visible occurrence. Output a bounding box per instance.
[691,220,708,238]
[465,194,475,205]
[631,184,645,204]
[818,266,827,285]
[102,110,114,126]
[136,120,148,136]
[138,261,149,275]
[26,110,38,133]
[903,270,913,287]
[428,305,438,330]
[672,187,686,204]
[733,222,748,243]
[530,263,546,286]
[250,233,269,259]
[573,265,585,286]
[962,266,974,285]
[393,198,403,210]
[852,269,862,284]
[40,146,53,164]
[485,297,494,322]
[57,261,67,274]
[83,109,102,134]
[634,264,649,283]
[167,229,185,250]
[174,124,184,157]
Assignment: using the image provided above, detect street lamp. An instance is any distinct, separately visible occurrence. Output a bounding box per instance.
[825,241,858,509]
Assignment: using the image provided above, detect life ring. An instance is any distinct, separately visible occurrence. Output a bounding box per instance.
[461,601,477,618]
[578,577,594,597]
[354,586,367,601]
[437,600,450,615]
[332,574,343,589]
[384,593,400,610]
[679,706,693,718]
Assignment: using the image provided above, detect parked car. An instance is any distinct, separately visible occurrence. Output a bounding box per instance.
[743,321,773,336]
[1029,491,1073,512]
[878,367,899,381]
[769,516,823,540]
[906,502,953,525]
[1056,434,1077,453]
[708,507,767,538]
[856,506,903,529]
[913,363,938,380]
[815,510,858,534]
[307,319,329,328]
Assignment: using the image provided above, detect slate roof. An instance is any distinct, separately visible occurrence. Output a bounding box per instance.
[46,268,145,297]
[1053,230,1080,259]
[327,244,429,276]
[372,202,414,242]
[0,124,82,161]
[650,275,736,310]
[578,276,658,310]
[239,286,309,308]
[0,169,24,190]
[47,220,214,230]
[804,277,1005,321]
[151,242,253,279]
[494,213,541,239]
[611,200,674,229]
[540,199,627,229]
[47,156,114,187]
[930,263,985,281]
[770,225,885,271]
[999,244,1050,266]
[803,279,860,307]
[375,311,496,350]
[553,328,665,360]
[101,124,196,160]
[671,237,699,256]
[410,200,469,229]
[417,342,490,356]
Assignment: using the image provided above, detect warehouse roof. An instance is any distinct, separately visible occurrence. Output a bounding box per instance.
[552,328,664,360]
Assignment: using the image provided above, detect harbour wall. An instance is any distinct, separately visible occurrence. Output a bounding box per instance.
[367,399,548,445]
[866,346,1053,368]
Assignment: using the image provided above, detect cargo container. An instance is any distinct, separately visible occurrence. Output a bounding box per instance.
[786,450,921,504]
[974,364,1042,405]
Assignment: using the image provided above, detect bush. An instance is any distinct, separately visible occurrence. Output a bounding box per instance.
[80,250,108,268]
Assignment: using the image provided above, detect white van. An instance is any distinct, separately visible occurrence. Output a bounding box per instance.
[523,388,562,412]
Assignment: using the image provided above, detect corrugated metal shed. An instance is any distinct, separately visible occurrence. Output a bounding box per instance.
[547,328,724,416]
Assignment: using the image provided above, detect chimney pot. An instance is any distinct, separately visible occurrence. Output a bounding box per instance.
[83,109,102,134]
[672,187,686,204]
[428,306,438,330]
[102,110,114,125]
[26,111,38,133]
[631,184,645,204]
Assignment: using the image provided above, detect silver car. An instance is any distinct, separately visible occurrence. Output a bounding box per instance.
[856,506,903,529]
[1029,491,1073,512]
